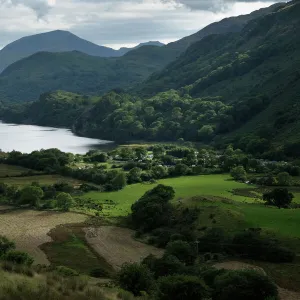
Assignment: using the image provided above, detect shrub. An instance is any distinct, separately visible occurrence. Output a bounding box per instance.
[56,192,74,211]
[212,270,279,300]
[117,263,155,296]
[3,250,34,266]
[90,267,110,278]
[157,274,210,300]
[56,266,79,276]
[0,235,15,255]
[165,240,196,265]
[230,166,247,182]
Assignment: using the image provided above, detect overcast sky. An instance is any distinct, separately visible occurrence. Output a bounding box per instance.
[0,0,281,49]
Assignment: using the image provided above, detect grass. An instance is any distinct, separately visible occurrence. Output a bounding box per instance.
[81,174,256,217]
[1,175,81,186]
[0,164,33,177]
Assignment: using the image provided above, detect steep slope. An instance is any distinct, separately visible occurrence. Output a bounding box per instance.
[140,1,300,99]
[0,4,280,102]
[71,0,300,147]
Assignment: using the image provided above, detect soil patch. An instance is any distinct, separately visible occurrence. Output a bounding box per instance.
[0,210,86,265]
[84,226,164,270]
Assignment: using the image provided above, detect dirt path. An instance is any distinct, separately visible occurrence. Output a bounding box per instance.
[84,226,164,270]
[0,209,86,265]
[214,261,300,300]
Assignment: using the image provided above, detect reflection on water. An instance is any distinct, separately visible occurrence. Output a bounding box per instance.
[0,121,113,154]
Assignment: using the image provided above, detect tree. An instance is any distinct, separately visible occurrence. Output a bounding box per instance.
[143,254,185,278]
[151,165,168,179]
[135,147,147,160]
[230,166,247,182]
[263,188,294,208]
[56,192,74,211]
[127,167,142,184]
[198,125,214,141]
[111,172,127,190]
[117,263,155,296]
[165,241,196,265]
[19,185,44,207]
[131,185,175,231]
[157,275,210,300]
[212,270,278,300]
[277,172,292,186]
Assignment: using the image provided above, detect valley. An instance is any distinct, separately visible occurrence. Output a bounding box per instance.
[0,1,300,299]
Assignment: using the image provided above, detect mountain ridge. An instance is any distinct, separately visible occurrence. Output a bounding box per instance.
[0,30,164,72]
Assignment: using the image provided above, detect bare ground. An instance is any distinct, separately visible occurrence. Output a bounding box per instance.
[84,226,164,270]
[214,261,300,300]
[0,209,86,265]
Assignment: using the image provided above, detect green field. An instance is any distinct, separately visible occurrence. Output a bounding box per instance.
[82,175,257,217]
[0,164,33,177]
[81,174,300,240]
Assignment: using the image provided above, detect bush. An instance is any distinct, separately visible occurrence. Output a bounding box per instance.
[143,254,185,278]
[165,241,196,265]
[56,192,74,211]
[3,250,34,266]
[212,270,279,300]
[157,274,210,300]
[230,166,247,182]
[90,267,110,278]
[0,235,15,255]
[56,266,79,276]
[263,188,294,208]
[117,263,155,296]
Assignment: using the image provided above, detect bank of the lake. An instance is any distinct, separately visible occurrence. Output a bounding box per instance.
[0,121,112,154]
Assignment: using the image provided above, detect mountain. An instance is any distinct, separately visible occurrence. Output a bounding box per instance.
[71,0,300,149]
[0,4,282,102]
[0,30,165,72]
[0,44,173,102]
[2,1,300,154]
[0,30,119,72]
[118,41,165,55]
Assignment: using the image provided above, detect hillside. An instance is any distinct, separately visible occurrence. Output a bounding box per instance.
[0,47,171,102]
[74,1,300,151]
[0,5,279,102]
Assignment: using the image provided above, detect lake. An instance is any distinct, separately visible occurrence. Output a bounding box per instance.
[0,121,112,154]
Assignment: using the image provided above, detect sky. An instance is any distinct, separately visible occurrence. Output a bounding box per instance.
[0,0,282,49]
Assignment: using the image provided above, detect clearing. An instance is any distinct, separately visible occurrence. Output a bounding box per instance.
[84,226,164,270]
[0,209,86,265]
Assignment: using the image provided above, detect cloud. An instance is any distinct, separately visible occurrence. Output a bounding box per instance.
[0,0,280,49]
[1,0,51,18]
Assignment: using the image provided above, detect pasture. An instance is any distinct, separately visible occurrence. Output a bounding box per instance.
[80,174,300,241]
[81,174,255,217]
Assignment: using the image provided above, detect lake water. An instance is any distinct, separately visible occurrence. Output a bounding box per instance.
[0,121,112,154]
